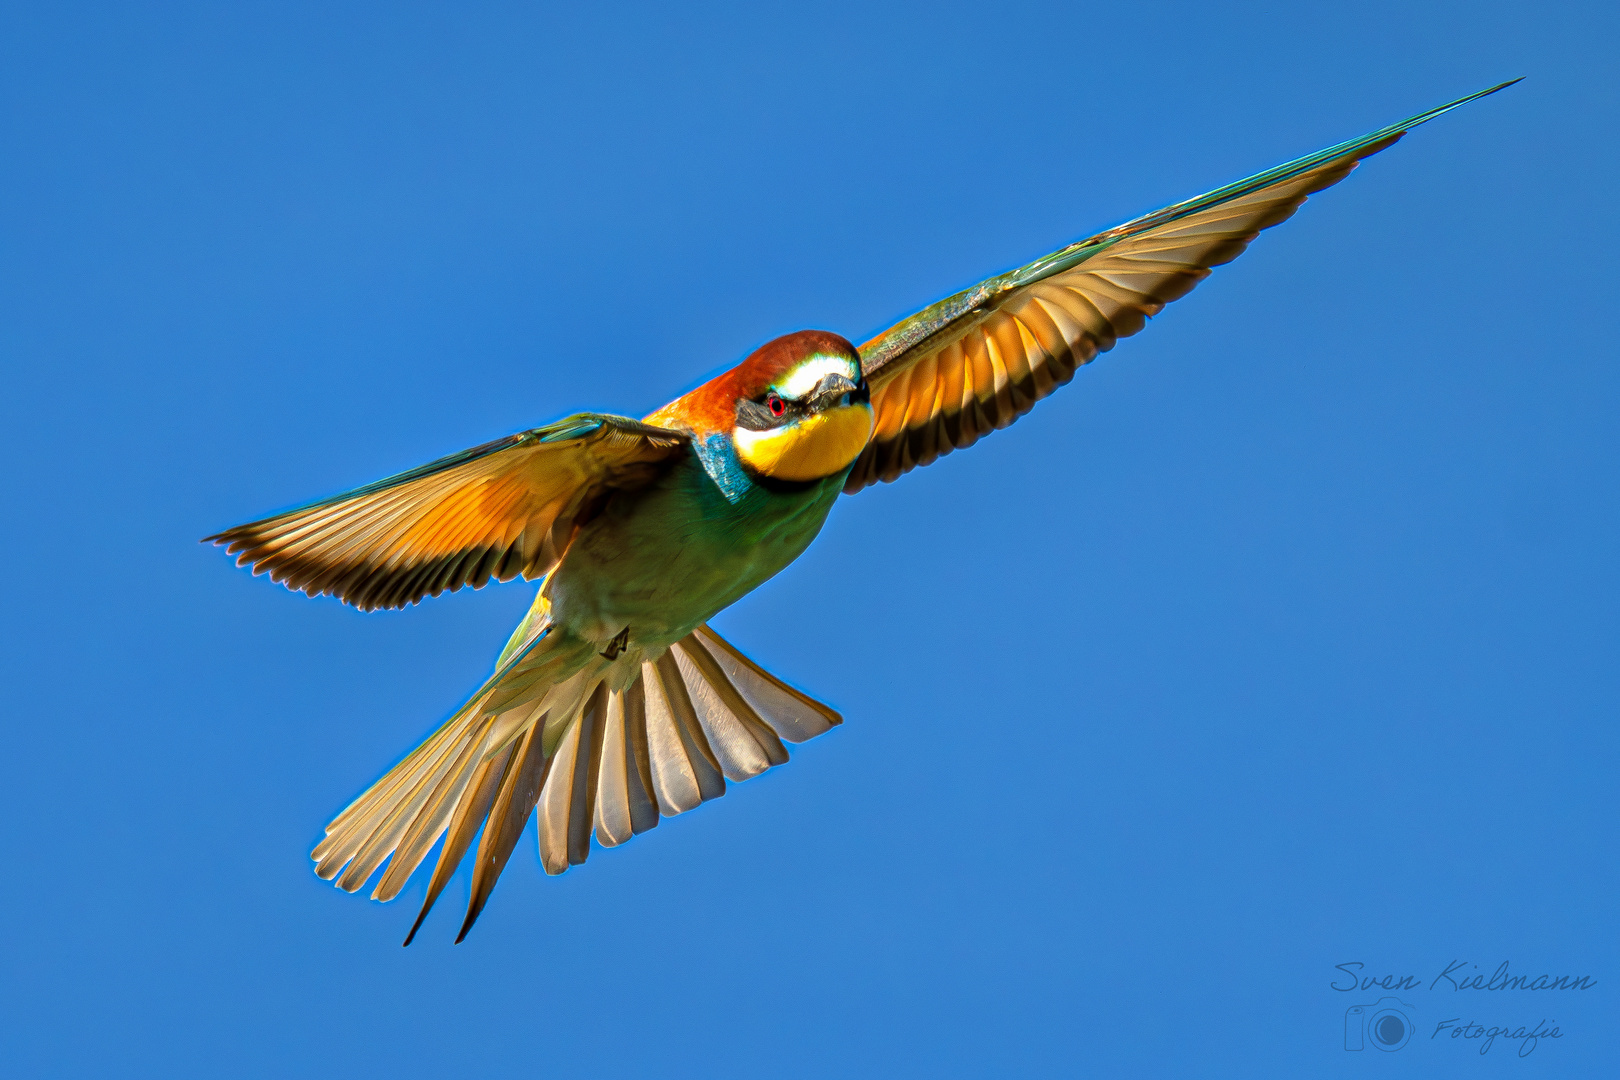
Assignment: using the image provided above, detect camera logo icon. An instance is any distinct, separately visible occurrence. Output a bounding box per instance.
[1345,997,1414,1052]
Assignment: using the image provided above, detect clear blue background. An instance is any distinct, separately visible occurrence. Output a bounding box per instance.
[2,2,1614,1076]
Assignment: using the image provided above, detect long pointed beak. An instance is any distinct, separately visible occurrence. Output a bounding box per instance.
[807,373,867,412]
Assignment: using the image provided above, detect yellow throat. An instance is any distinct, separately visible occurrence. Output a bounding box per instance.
[733,402,874,482]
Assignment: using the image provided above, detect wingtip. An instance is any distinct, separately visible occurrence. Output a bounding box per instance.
[1463,76,1526,104]
[1399,78,1524,134]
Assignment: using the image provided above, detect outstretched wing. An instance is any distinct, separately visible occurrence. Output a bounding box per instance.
[844,80,1519,492]
[206,414,689,611]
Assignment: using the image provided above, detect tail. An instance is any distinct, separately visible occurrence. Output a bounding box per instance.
[309,623,841,944]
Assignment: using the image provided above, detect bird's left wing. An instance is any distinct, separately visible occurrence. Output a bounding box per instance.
[206,414,689,611]
[844,81,1518,492]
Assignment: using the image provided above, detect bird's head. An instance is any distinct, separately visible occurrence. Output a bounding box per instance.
[726,331,873,482]
[647,330,874,484]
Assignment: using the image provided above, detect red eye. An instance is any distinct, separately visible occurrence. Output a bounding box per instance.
[767,393,785,417]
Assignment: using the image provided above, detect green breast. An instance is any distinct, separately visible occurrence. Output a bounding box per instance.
[545,438,847,646]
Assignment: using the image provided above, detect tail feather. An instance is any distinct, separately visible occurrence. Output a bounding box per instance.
[401,740,515,946]
[670,636,789,779]
[312,621,843,943]
[592,682,660,848]
[642,651,727,815]
[689,624,841,743]
[372,719,490,901]
[313,706,482,878]
[537,682,608,873]
[457,723,552,943]
[315,705,472,860]
[335,714,487,892]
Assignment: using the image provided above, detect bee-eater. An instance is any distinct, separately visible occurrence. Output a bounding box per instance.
[209,82,1516,943]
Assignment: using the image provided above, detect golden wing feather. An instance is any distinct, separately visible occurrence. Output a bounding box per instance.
[206,414,688,611]
[846,82,1520,492]
[846,151,1381,490]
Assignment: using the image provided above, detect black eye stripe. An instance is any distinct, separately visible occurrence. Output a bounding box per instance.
[734,397,782,431]
[733,369,867,431]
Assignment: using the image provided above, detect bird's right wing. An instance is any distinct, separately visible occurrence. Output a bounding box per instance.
[206,414,689,611]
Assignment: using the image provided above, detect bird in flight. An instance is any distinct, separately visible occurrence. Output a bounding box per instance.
[208,81,1517,943]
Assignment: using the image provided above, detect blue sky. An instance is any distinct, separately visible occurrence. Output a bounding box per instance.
[2,2,1615,1076]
